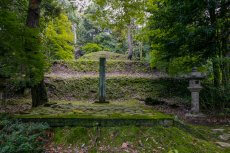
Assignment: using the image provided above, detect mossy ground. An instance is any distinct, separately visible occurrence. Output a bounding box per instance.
[15,100,171,120]
[51,124,230,153]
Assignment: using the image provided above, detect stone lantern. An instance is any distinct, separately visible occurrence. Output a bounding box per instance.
[187,67,205,115]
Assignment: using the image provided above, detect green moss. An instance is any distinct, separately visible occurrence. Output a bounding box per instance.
[52,59,153,73]
[54,127,92,145]
[52,125,230,153]
[79,51,127,61]
[15,105,171,120]
[47,77,189,101]
[14,99,172,121]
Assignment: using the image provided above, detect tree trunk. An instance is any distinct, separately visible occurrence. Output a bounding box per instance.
[139,41,143,60]
[213,58,221,88]
[31,79,48,107]
[223,51,230,85]
[26,0,42,28]
[127,23,133,60]
[208,1,222,87]
[26,0,48,107]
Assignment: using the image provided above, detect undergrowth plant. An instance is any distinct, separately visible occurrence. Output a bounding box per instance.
[0,115,49,153]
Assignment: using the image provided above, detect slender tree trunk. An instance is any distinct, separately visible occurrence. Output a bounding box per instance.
[127,23,133,60]
[213,58,221,87]
[221,25,230,85]
[208,1,222,87]
[26,0,48,107]
[139,41,143,60]
[223,51,230,85]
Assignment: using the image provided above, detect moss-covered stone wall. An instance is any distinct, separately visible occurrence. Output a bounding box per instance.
[46,77,189,101]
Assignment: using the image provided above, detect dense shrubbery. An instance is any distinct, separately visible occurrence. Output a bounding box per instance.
[44,13,74,61]
[81,43,102,54]
[201,84,230,113]
[0,115,49,153]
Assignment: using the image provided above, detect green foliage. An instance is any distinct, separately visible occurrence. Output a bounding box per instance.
[147,0,229,110]
[54,127,91,145]
[52,59,153,73]
[0,115,49,153]
[147,0,229,79]
[0,0,47,85]
[93,0,150,58]
[79,51,127,61]
[94,0,146,28]
[201,83,230,113]
[52,125,228,152]
[81,43,102,54]
[75,5,128,54]
[150,54,200,76]
[44,13,74,61]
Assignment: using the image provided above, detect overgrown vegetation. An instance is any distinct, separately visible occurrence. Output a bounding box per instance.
[81,43,103,54]
[51,59,153,73]
[0,115,49,153]
[79,51,127,61]
[200,83,230,113]
[52,125,230,153]
[147,0,230,110]
[44,13,74,61]
[46,77,189,101]
[1,0,230,152]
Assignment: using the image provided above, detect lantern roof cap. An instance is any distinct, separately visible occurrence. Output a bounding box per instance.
[188,67,205,79]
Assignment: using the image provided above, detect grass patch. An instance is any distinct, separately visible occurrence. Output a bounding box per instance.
[52,125,230,153]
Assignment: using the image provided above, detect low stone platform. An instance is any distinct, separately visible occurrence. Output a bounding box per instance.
[18,118,174,127]
[15,100,173,127]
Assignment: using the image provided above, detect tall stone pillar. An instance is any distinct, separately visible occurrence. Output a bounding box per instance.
[99,57,107,103]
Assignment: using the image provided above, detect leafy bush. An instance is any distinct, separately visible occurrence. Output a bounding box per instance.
[81,43,102,54]
[0,115,49,153]
[79,51,127,61]
[44,13,74,61]
[200,84,230,113]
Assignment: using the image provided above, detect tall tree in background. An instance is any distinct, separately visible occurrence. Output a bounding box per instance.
[26,0,48,107]
[93,0,146,60]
